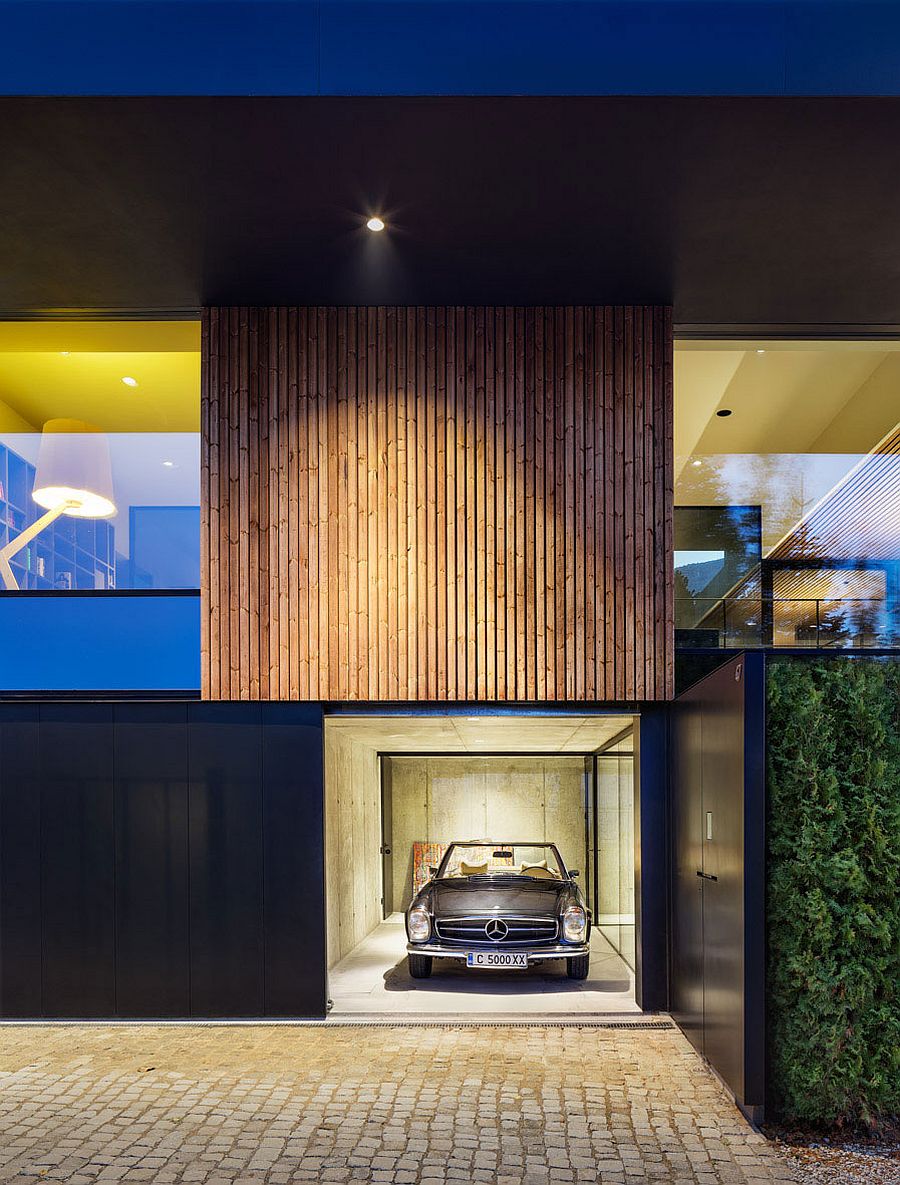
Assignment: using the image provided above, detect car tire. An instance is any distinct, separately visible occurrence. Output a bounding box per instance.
[408,952,433,979]
[566,953,590,980]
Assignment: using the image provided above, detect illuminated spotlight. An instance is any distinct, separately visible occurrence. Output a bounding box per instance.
[691,459,702,467]
[366,216,386,233]
[60,351,70,356]
[162,460,175,468]
[122,376,138,387]
[756,348,765,354]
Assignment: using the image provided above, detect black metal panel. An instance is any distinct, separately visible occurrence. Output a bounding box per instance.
[0,704,41,1015]
[0,699,328,1019]
[40,703,116,1017]
[669,652,766,1117]
[187,703,264,1017]
[261,703,326,1017]
[742,653,767,1113]
[671,690,705,1050]
[114,703,190,1017]
[700,659,746,1099]
[633,707,669,1012]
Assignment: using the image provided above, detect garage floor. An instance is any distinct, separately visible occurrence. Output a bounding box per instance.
[328,914,638,1016]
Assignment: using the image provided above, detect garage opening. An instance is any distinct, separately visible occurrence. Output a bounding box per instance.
[324,713,639,1016]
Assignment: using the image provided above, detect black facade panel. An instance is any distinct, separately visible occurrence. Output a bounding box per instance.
[671,691,705,1050]
[633,707,669,1012]
[262,704,326,1016]
[40,704,116,1017]
[187,703,265,1016]
[669,654,766,1117]
[0,705,41,1015]
[0,700,326,1019]
[114,703,190,1017]
[699,662,746,1098]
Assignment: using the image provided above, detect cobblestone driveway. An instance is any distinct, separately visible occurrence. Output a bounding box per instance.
[0,1023,796,1184]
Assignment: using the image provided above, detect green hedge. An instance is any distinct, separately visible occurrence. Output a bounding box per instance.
[767,658,900,1127]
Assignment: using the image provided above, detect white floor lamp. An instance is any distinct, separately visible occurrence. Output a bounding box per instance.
[0,418,116,591]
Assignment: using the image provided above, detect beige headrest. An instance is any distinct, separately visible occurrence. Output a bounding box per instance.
[460,860,489,876]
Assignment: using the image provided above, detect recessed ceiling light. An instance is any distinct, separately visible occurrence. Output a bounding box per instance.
[716,409,732,417]
[366,216,386,233]
[122,376,138,387]
[691,459,702,467]
[756,349,765,354]
[162,460,175,468]
[60,351,70,356]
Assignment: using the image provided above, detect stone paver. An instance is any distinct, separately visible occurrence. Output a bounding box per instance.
[0,1024,796,1183]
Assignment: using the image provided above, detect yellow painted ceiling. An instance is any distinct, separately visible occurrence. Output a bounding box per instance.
[675,340,900,462]
[0,321,200,434]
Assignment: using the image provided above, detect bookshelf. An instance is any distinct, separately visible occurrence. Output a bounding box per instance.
[0,440,115,590]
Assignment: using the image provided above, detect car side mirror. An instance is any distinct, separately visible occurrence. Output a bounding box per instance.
[429,865,438,876]
[569,869,580,878]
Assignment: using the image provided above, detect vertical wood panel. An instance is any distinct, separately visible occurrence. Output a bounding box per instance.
[202,305,673,702]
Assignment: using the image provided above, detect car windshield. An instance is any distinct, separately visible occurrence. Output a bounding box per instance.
[438,843,565,880]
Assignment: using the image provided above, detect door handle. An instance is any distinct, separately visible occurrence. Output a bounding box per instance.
[381,846,392,856]
[696,870,718,882]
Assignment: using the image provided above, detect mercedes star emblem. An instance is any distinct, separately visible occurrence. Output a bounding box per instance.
[485,918,509,942]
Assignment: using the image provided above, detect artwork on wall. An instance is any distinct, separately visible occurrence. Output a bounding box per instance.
[412,842,446,896]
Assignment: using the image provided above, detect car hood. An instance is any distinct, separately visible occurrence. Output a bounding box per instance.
[431,877,567,916]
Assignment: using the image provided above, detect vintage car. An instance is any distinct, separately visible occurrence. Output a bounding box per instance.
[404,840,591,980]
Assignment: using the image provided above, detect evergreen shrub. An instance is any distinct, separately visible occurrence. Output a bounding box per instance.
[767,658,900,1127]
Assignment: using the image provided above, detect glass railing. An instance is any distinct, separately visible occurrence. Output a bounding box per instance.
[676,597,900,650]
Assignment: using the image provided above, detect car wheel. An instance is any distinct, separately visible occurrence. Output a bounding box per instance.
[408,952,433,979]
[566,953,590,980]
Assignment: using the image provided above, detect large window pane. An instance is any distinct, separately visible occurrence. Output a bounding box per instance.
[675,341,900,649]
[0,322,199,591]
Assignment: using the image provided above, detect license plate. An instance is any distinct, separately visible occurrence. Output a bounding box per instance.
[466,951,528,969]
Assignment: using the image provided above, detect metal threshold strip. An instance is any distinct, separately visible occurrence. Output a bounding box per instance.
[312,1017,673,1029]
[0,1015,672,1030]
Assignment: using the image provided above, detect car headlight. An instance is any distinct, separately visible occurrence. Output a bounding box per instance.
[408,907,431,942]
[562,905,587,943]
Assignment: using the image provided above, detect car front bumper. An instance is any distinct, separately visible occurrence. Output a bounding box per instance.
[406,942,590,962]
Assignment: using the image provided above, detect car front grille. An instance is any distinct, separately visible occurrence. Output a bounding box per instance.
[434,916,559,945]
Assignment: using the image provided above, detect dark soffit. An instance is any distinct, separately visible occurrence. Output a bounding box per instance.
[2,96,900,329]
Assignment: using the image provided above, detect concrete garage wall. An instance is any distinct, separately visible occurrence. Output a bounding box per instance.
[597,754,635,967]
[386,757,587,912]
[325,727,383,968]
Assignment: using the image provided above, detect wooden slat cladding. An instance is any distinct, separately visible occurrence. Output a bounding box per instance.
[201,307,674,702]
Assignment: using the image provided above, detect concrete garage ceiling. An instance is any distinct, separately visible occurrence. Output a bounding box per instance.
[325,714,633,754]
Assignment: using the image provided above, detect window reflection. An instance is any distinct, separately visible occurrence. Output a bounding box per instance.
[675,342,900,650]
[0,322,200,591]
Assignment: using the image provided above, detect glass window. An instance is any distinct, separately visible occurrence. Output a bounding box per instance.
[0,321,199,591]
[438,843,565,879]
[675,341,900,649]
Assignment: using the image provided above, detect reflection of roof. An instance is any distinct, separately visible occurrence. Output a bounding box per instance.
[769,424,900,563]
[692,423,900,626]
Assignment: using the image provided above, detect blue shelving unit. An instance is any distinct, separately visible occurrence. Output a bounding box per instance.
[0,440,115,590]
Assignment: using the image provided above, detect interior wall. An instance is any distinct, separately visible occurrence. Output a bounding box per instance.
[597,752,636,967]
[386,756,587,912]
[324,726,383,968]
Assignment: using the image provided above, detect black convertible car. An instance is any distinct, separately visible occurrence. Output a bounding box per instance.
[404,840,592,980]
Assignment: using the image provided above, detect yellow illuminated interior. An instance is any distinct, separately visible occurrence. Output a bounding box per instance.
[674,339,900,646]
[0,321,200,433]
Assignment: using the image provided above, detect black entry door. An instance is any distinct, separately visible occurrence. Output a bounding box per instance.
[671,653,766,1119]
